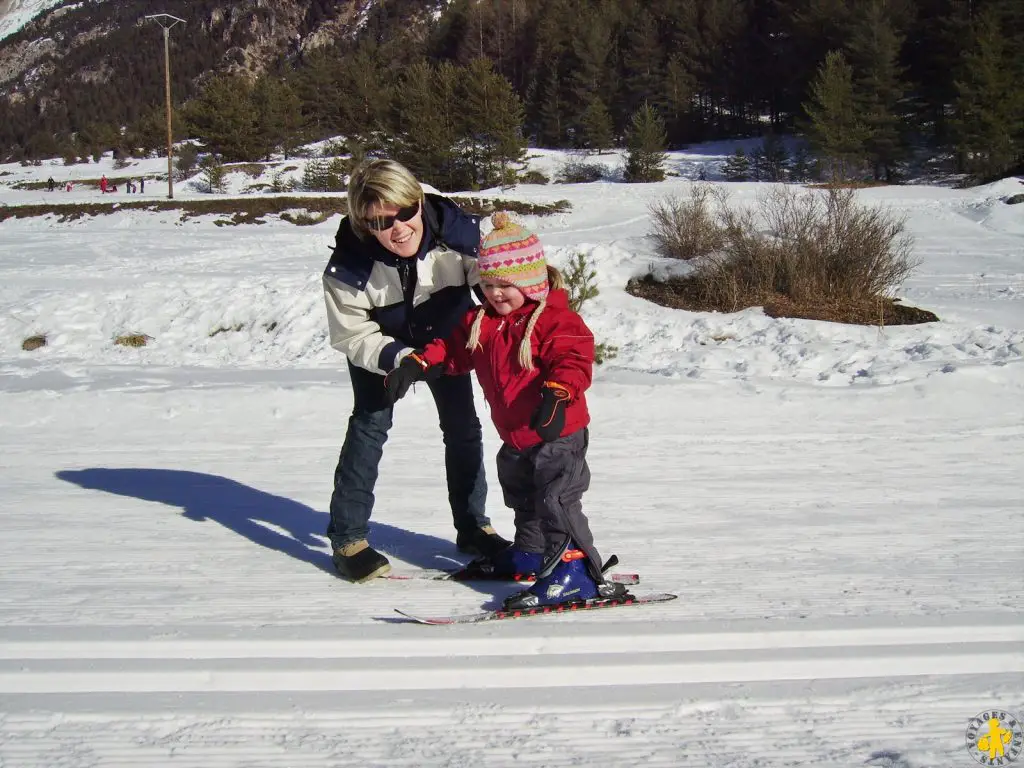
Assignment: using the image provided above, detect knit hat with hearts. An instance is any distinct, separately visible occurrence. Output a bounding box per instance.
[477,212,549,301]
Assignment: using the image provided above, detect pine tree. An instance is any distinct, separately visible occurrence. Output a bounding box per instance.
[460,58,527,189]
[757,133,789,181]
[621,9,664,118]
[951,8,1024,180]
[662,53,697,145]
[184,74,260,163]
[577,97,615,153]
[535,69,566,147]
[624,103,668,182]
[722,148,750,181]
[198,154,227,194]
[252,77,302,161]
[567,12,614,148]
[803,51,868,181]
[391,61,466,191]
[334,44,392,149]
[845,0,908,181]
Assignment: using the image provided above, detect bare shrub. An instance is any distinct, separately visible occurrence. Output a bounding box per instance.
[555,159,605,184]
[688,185,917,311]
[22,334,47,351]
[519,169,549,185]
[114,333,152,347]
[648,183,727,261]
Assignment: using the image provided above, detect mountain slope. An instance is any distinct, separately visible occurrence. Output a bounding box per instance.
[0,0,68,42]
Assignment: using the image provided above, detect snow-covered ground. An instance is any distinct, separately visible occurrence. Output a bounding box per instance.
[0,149,1022,766]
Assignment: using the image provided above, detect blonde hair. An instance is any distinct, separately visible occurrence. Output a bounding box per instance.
[346,158,424,240]
[467,264,564,370]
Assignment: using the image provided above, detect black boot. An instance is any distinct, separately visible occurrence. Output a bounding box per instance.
[332,540,390,582]
[455,525,511,558]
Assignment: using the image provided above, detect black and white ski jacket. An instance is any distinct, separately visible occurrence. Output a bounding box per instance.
[322,193,481,375]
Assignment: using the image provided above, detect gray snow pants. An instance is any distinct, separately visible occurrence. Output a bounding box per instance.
[495,428,603,579]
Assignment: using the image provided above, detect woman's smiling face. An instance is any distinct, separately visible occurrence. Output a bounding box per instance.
[366,200,424,258]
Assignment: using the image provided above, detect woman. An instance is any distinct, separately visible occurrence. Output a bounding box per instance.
[322,159,509,582]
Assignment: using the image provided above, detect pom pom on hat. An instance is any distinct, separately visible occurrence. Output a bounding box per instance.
[478,212,548,301]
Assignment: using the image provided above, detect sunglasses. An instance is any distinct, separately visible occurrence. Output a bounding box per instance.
[364,201,420,232]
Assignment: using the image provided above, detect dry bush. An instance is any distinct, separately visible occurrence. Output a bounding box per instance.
[280,209,331,226]
[681,186,916,311]
[22,334,47,351]
[114,333,152,347]
[519,169,550,185]
[648,183,727,261]
[555,159,605,184]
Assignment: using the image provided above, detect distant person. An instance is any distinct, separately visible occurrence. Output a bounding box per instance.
[47,176,55,192]
[385,213,627,610]
[321,158,509,582]
[99,175,108,193]
[139,178,145,193]
[65,181,73,192]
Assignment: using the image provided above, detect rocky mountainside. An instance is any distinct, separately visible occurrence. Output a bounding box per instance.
[0,0,363,94]
[0,0,447,156]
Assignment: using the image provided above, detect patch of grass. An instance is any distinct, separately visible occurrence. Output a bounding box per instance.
[807,180,891,189]
[113,333,152,347]
[626,274,938,326]
[1006,194,1024,205]
[226,163,268,179]
[22,333,47,351]
[0,196,571,225]
[450,197,571,217]
[209,324,245,337]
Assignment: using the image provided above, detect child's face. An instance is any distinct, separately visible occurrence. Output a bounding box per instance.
[481,280,526,315]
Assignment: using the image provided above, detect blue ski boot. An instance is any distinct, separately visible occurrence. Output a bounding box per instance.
[453,547,543,581]
[503,547,627,610]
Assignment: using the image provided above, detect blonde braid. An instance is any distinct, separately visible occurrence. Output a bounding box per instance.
[518,299,546,370]
[465,307,487,353]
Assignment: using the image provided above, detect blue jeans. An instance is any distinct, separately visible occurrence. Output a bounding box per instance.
[327,360,490,549]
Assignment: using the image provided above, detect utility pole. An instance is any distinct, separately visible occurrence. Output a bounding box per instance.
[145,13,185,199]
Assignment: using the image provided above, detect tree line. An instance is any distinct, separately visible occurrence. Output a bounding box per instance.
[2,0,1022,185]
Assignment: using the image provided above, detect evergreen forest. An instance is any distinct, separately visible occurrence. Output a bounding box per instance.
[1,0,1022,188]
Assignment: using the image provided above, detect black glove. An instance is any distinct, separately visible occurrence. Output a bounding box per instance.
[384,352,431,404]
[530,382,572,442]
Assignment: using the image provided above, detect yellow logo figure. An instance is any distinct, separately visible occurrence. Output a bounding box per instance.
[966,710,1024,765]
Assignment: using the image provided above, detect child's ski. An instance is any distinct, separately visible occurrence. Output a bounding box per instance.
[394,592,677,625]
[384,570,639,585]
[383,554,637,585]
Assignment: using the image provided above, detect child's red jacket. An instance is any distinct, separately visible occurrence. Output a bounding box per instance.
[420,288,594,450]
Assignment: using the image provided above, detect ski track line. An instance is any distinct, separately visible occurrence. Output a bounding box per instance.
[1,624,1021,694]
[2,622,1022,659]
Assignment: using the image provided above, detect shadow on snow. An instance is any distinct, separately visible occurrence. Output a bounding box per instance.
[55,468,472,581]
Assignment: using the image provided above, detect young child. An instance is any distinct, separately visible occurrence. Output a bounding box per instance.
[385,212,627,609]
